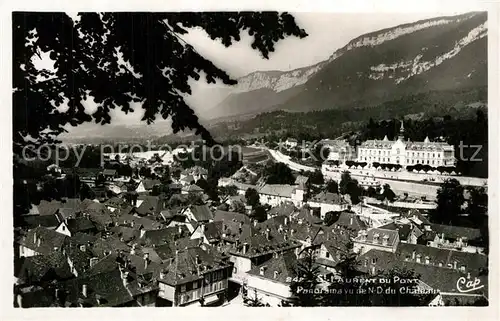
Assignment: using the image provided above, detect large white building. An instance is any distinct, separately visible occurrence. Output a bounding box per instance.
[356,121,456,168]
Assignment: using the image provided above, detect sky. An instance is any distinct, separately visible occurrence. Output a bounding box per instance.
[32,11,472,129]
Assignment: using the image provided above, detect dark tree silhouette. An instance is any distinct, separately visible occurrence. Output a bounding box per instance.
[13,12,307,154]
[325,180,339,194]
[432,178,465,224]
[289,248,322,306]
[264,162,295,185]
[381,183,396,202]
[245,188,260,207]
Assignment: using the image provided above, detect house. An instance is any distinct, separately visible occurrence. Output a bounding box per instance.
[378,221,414,243]
[135,195,165,216]
[139,225,190,247]
[18,227,69,258]
[180,166,208,183]
[64,243,96,277]
[19,215,60,230]
[15,252,73,286]
[226,224,302,285]
[352,227,400,255]
[268,202,296,219]
[328,211,367,235]
[426,224,483,253]
[218,177,257,195]
[358,248,488,305]
[183,205,214,223]
[56,217,98,237]
[307,192,349,219]
[179,175,195,186]
[157,246,233,307]
[181,184,204,195]
[258,184,305,207]
[15,266,158,307]
[246,252,299,306]
[102,169,118,180]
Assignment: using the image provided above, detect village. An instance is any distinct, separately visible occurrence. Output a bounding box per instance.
[13,129,489,307]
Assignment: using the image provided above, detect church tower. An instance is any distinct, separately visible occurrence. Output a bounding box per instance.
[398,119,405,141]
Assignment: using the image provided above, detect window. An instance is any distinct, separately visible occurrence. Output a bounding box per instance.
[325,252,330,258]
[180,285,186,293]
[193,281,199,289]
[426,160,429,164]
[233,266,237,274]
[371,258,377,264]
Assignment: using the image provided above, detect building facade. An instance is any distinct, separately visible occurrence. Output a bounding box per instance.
[356,121,456,168]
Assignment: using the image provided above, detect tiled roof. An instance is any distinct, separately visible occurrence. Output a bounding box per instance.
[213,210,251,224]
[378,222,412,241]
[180,175,195,183]
[331,211,367,232]
[293,206,323,225]
[103,169,117,175]
[430,224,482,241]
[91,236,130,258]
[83,203,113,228]
[110,226,140,243]
[139,225,190,247]
[19,227,69,255]
[20,215,60,229]
[354,228,399,248]
[181,184,204,193]
[66,245,94,275]
[188,205,213,222]
[258,184,296,198]
[135,196,164,216]
[268,202,296,217]
[66,217,97,234]
[310,192,346,205]
[248,252,299,284]
[396,243,488,273]
[158,247,229,286]
[16,252,73,284]
[69,232,98,246]
[358,249,488,295]
[37,200,62,216]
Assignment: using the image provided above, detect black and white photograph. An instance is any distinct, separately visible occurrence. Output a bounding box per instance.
[9,2,496,312]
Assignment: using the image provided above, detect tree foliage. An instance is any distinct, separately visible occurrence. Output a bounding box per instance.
[13,12,307,155]
[432,178,465,224]
[263,162,295,185]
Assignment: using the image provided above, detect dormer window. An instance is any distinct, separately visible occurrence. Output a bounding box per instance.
[259,266,266,276]
[274,271,279,279]
[416,254,421,263]
[425,256,430,265]
[460,265,466,272]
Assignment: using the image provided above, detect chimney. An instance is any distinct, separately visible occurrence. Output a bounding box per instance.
[140,229,146,239]
[196,255,201,265]
[453,261,457,270]
[243,242,249,254]
[37,237,42,247]
[82,284,88,297]
[33,232,37,244]
[265,228,271,240]
[412,250,416,260]
[121,271,129,286]
[144,253,150,269]
[284,217,288,225]
[239,221,243,229]
[253,220,258,227]
[178,225,182,235]
[350,217,353,225]
[284,234,288,242]
[278,224,283,233]
[80,244,86,252]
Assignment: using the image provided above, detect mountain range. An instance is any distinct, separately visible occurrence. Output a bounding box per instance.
[62,12,488,140]
[204,11,487,120]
